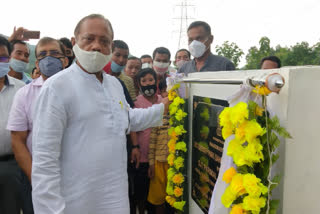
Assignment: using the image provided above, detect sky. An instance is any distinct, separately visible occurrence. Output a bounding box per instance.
[1,0,320,67]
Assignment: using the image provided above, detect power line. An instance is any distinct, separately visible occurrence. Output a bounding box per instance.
[173,0,196,50]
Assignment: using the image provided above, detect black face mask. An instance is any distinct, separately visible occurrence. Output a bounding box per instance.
[141,84,157,97]
[67,56,75,68]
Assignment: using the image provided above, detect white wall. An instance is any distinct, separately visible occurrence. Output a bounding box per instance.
[187,66,320,214]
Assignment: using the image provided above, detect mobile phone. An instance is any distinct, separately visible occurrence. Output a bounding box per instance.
[23,31,40,39]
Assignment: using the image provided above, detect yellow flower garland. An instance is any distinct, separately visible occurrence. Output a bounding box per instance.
[219,91,291,213]
[166,83,188,211]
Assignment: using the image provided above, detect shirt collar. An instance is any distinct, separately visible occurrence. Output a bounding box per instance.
[33,75,44,86]
[192,52,213,71]
[5,75,15,86]
[74,62,106,83]
[22,73,32,84]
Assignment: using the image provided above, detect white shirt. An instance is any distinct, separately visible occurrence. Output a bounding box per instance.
[0,75,25,156]
[31,63,164,214]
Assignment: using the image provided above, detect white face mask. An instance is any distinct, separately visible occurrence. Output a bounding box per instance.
[153,61,170,74]
[9,58,28,73]
[188,40,208,58]
[72,44,111,73]
[175,60,188,69]
[141,63,152,69]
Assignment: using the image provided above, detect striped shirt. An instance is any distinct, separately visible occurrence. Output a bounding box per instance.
[119,73,136,102]
[0,75,25,155]
[148,115,170,165]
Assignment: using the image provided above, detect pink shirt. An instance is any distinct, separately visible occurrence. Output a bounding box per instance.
[7,76,44,154]
[134,94,162,163]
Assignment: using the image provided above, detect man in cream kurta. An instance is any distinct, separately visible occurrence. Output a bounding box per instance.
[31,14,169,214]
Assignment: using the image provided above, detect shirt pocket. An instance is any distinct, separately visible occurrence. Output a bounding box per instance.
[111,98,129,135]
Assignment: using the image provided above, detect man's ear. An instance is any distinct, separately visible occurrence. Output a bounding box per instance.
[62,57,69,68]
[71,37,76,46]
[35,60,40,71]
[209,35,214,44]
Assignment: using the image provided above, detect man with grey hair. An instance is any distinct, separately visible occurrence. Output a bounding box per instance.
[31,14,169,214]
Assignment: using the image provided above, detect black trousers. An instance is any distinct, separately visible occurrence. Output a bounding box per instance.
[18,169,34,214]
[0,155,22,214]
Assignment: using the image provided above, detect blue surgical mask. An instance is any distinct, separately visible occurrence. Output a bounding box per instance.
[39,56,63,77]
[111,61,125,73]
[9,58,28,73]
[0,62,10,78]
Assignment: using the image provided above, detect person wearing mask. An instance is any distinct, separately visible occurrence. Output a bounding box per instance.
[7,37,68,214]
[133,68,163,214]
[152,47,174,80]
[59,37,75,67]
[104,40,136,102]
[0,35,25,214]
[104,41,139,170]
[31,14,169,214]
[141,54,153,69]
[178,21,235,75]
[260,55,281,69]
[8,40,32,84]
[124,56,141,96]
[174,48,191,69]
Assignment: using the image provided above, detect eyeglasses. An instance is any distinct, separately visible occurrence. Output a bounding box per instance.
[37,50,64,60]
[0,56,10,63]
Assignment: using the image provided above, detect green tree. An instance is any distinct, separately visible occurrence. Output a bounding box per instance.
[215,41,244,69]
[273,45,290,66]
[282,42,316,66]
[245,37,274,69]
[245,37,320,68]
[312,42,320,65]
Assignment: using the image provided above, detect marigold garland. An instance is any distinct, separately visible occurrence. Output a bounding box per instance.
[166,83,188,211]
[219,89,291,214]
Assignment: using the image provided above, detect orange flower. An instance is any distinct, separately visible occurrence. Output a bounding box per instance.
[170,130,178,141]
[168,139,176,153]
[223,167,237,184]
[174,187,183,197]
[169,144,176,153]
[172,173,184,184]
[167,154,175,166]
[166,196,176,206]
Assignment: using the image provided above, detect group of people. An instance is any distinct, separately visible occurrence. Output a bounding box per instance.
[0,13,282,214]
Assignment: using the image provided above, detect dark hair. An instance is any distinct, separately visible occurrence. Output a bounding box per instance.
[260,56,281,68]
[74,14,114,39]
[140,54,152,60]
[158,78,167,91]
[10,40,29,54]
[128,56,141,64]
[187,21,211,35]
[35,37,66,57]
[31,67,37,75]
[175,48,191,59]
[0,36,11,55]
[152,47,171,60]
[59,37,73,49]
[136,68,157,86]
[112,40,129,52]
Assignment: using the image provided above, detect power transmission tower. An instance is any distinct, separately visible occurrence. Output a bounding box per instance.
[173,0,196,50]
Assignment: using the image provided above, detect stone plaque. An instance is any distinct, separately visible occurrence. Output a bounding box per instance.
[191,96,228,213]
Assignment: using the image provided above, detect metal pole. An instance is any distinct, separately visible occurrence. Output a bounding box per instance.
[182,78,243,85]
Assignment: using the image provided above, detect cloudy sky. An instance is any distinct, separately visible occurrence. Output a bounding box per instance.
[1,0,319,66]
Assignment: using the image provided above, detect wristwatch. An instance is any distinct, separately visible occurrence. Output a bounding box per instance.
[132,144,140,149]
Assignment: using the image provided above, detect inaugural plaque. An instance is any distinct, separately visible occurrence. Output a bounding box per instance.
[191,96,229,213]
